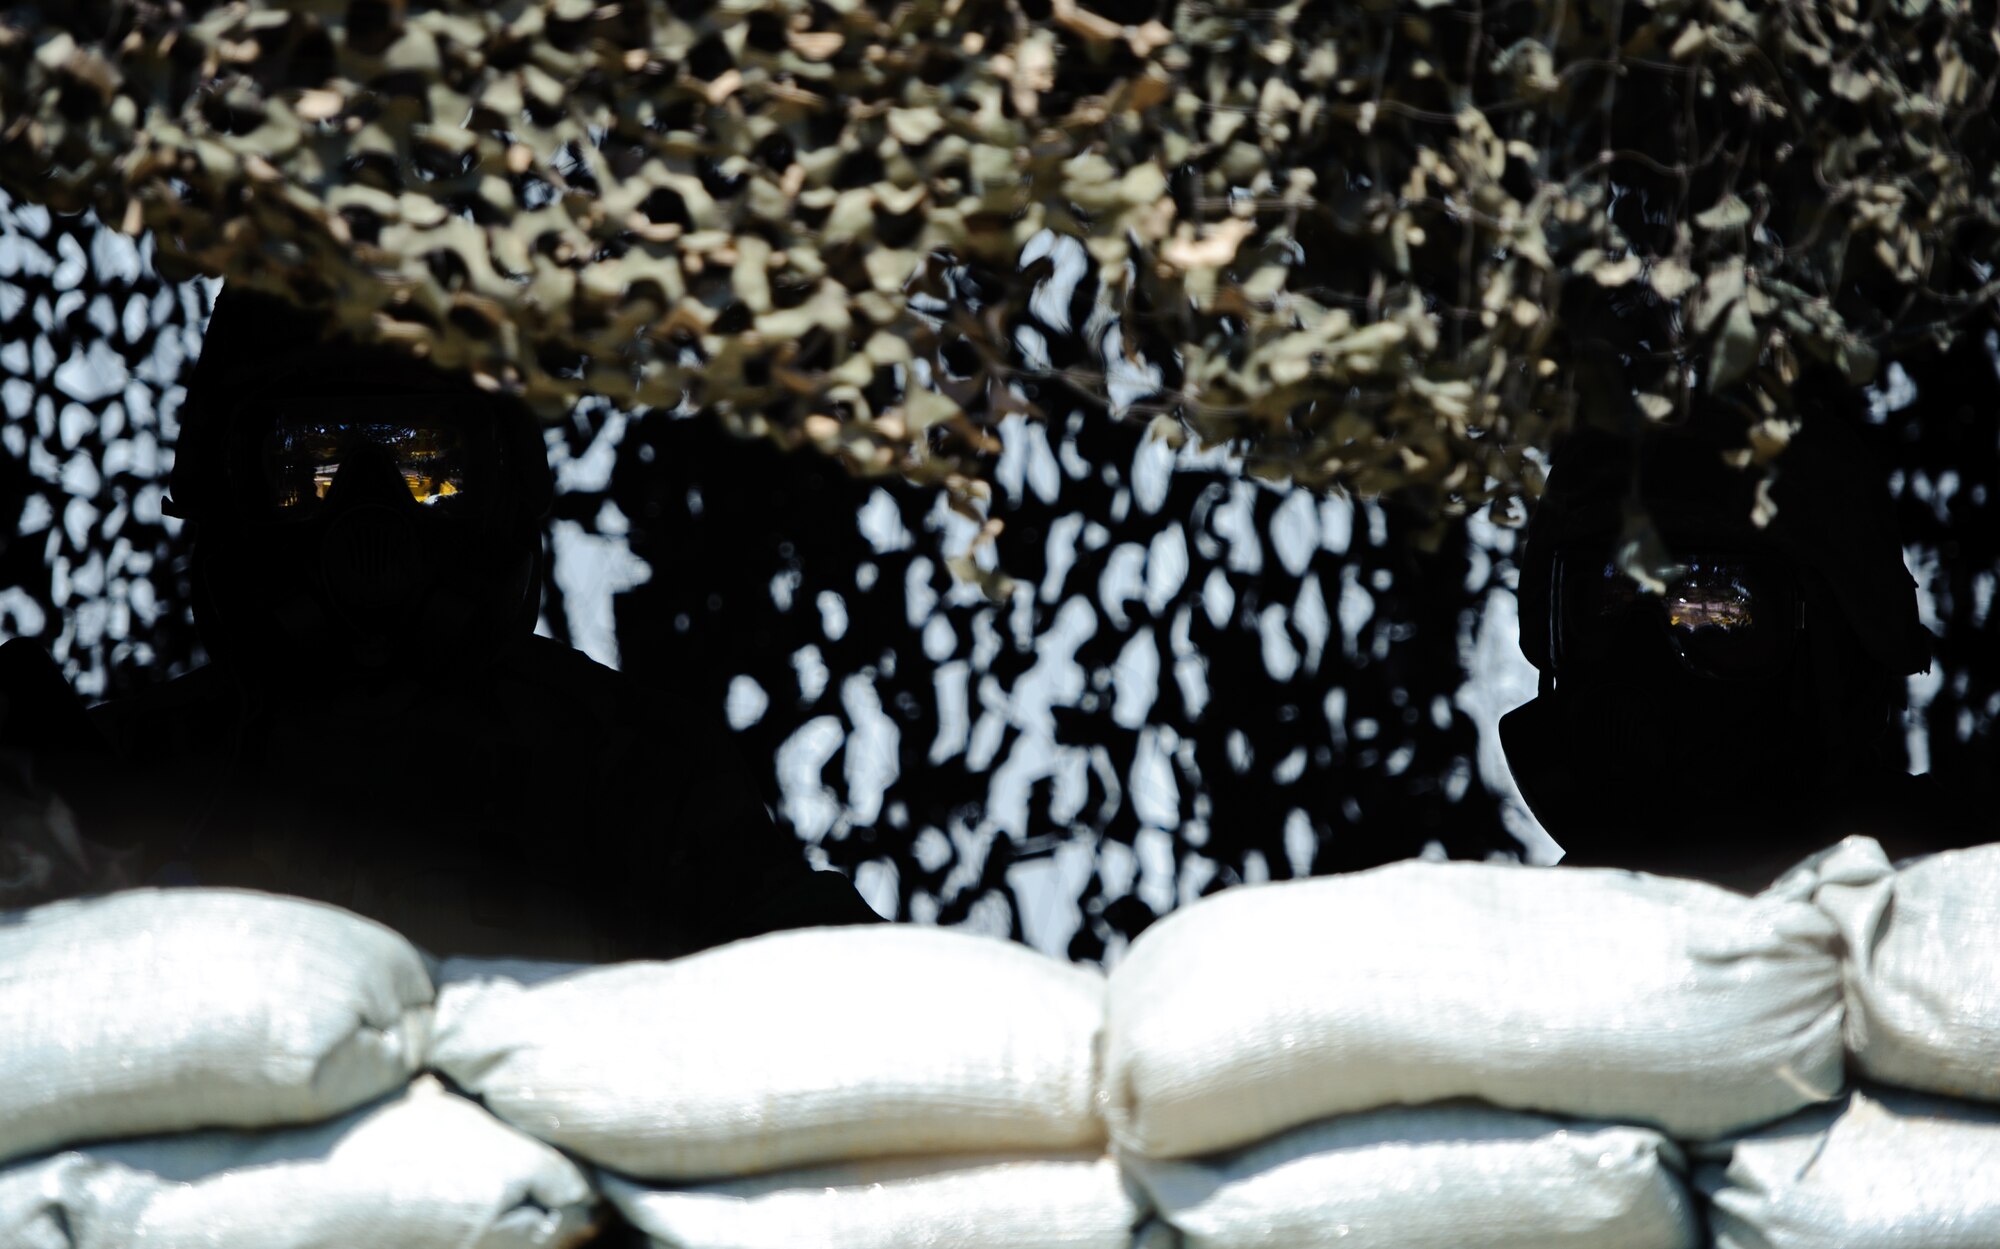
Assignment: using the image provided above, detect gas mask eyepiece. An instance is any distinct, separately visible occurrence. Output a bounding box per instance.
[209,393,537,675]
[1551,544,1803,683]
[263,410,475,518]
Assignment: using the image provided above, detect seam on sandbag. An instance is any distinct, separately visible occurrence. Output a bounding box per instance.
[486,1184,569,1249]
[427,1063,489,1105]
[1118,1159,1163,1241]
[41,1201,77,1249]
[1087,1013,1116,1148]
[1860,888,1896,971]
[427,1036,522,1091]
[1792,1128,1834,1184]
[1102,1045,1148,1158]
[309,1008,416,1096]
[1831,884,1895,1063]
[450,1184,569,1249]
[555,1213,605,1249]
[1128,1212,1171,1247]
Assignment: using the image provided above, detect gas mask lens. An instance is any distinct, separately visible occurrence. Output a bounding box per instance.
[1557,548,1797,680]
[265,419,469,514]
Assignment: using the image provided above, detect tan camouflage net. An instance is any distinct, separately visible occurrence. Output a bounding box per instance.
[0,0,1994,521]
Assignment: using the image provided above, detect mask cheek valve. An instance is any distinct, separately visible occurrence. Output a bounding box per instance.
[1563,682,1668,778]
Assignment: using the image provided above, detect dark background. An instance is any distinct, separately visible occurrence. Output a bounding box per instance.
[2,198,1994,961]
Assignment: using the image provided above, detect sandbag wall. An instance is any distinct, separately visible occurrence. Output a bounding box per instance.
[1,834,1997,1248]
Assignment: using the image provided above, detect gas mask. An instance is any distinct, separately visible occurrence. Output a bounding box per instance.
[1502,539,1817,856]
[1502,419,1930,868]
[191,393,544,688]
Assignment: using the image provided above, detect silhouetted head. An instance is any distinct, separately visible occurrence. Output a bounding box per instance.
[1501,415,1931,876]
[168,288,553,691]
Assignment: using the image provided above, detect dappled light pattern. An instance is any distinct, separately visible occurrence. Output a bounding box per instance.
[0,200,204,700]
[1877,339,2000,786]
[2,202,1995,962]
[600,411,1515,960]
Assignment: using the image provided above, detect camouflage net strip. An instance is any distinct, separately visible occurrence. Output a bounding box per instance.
[0,0,1995,521]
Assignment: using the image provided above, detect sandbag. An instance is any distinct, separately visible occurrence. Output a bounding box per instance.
[1103,859,1845,1159]
[0,888,432,1166]
[1802,836,2000,1101]
[1699,1089,2000,1249]
[0,1076,598,1249]
[602,1155,1145,1249]
[1129,1104,1695,1249]
[429,924,1106,1180]
[430,955,591,991]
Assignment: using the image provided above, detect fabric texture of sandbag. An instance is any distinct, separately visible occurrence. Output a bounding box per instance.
[602,1154,1145,1249]
[0,888,432,1166]
[1103,859,1845,1159]
[429,924,1106,1180]
[1799,836,2000,1101]
[1699,1089,2000,1249]
[1129,1104,1696,1249]
[0,1076,598,1248]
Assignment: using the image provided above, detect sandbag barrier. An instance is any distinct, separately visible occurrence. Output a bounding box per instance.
[2,835,1996,1248]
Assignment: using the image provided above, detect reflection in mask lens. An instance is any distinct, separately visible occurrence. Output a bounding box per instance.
[266,422,468,511]
[1564,550,1789,680]
[1665,561,1754,631]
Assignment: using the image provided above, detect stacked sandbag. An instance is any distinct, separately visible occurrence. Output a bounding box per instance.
[1103,859,1846,1161]
[0,1075,597,1248]
[1683,839,2000,1245]
[1128,1103,1696,1249]
[1796,836,2000,1100]
[429,924,1108,1180]
[430,955,592,991]
[1698,1089,2000,1249]
[0,888,433,1166]
[601,1155,1148,1249]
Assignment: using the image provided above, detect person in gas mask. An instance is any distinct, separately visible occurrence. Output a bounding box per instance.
[86,287,878,959]
[1500,411,1971,890]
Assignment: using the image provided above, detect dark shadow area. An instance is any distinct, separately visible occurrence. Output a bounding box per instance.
[0,203,1993,957]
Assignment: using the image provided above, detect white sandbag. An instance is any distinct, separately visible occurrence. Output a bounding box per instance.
[1104,859,1844,1159]
[1700,1089,2000,1249]
[603,1154,1143,1249]
[430,924,1106,1179]
[1130,1104,1695,1249]
[0,1076,596,1249]
[430,955,592,990]
[1802,836,2000,1100]
[0,888,432,1166]
[426,957,596,1060]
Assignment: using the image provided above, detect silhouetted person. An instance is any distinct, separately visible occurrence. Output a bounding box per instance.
[1501,415,1974,890]
[80,287,878,958]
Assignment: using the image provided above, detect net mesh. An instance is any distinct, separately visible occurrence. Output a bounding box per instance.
[3,197,1994,959]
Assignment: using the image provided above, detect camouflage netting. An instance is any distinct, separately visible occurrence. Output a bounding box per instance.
[0,0,1995,532]
[4,198,1997,959]
[2,0,1998,956]
[0,197,1531,957]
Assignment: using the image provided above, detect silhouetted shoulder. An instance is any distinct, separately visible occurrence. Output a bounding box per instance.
[500,632,736,740]
[88,664,238,769]
[497,633,882,939]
